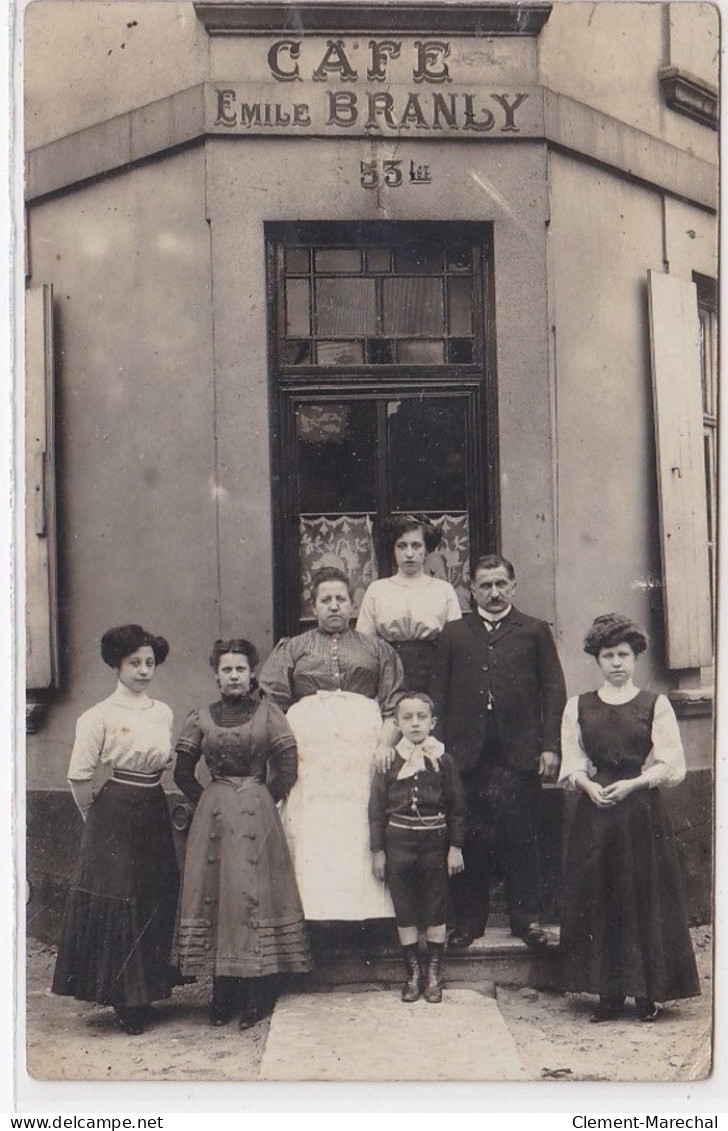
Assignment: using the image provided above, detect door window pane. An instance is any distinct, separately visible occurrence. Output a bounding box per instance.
[397,340,444,364]
[317,341,364,366]
[366,249,392,273]
[366,339,395,364]
[446,245,473,272]
[315,248,362,273]
[382,278,443,336]
[316,278,377,336]
[388,398,468,511]
[448,277,473,335]
[284,340,313,365]
[286,279,310,337]
[296,401,377,512]
[394,245,443,273]
[286,247,310,274]
[447,339,474,364]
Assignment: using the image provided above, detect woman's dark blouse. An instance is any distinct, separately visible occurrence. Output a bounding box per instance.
[173,695,298,806]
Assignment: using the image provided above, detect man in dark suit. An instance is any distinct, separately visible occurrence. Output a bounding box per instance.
[430,554,566,951]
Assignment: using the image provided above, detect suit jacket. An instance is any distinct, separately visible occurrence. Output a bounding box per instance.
[429,606,567,774]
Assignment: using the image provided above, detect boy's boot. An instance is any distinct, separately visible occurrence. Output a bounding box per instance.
[400,944,422,1002]
[423,942,444,1004]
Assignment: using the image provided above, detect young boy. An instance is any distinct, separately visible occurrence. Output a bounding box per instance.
[369,692,467,1003]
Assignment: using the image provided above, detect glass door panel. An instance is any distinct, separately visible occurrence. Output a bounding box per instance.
[295,401,377,513]
[387,397,468,512]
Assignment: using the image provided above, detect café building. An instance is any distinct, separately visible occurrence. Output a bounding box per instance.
[23,1,718,934]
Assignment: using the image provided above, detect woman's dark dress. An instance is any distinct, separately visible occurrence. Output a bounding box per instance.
[174,696,312,978]
[560,690,700,1002]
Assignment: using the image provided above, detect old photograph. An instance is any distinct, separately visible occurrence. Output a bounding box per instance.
[20,0,717,1095]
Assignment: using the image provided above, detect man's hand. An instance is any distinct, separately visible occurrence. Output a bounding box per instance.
[373,743,396,772]
[371,850,387,882]
[447,846,465,876]
[538,750,560,782]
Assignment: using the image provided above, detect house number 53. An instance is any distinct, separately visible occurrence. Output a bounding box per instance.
[360,159,402,188]
[360,159,432,188]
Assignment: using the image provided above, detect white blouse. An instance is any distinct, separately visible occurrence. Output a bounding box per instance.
[67,689,174,781]
[558,687,686,790]
[355,575,462,643]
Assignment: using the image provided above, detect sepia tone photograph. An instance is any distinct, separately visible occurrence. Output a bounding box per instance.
[20,0,717,1094]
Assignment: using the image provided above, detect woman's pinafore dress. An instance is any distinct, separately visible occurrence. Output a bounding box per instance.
[560,690,700,1002]
[175,700,312,979]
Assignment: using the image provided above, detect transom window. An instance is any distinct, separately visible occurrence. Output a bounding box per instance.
[280,228,482,368]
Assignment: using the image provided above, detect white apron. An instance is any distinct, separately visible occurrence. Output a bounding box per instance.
[283,691,395,920]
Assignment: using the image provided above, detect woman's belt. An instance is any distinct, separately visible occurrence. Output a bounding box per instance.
[112,768,163,787]
[388,812,446,832]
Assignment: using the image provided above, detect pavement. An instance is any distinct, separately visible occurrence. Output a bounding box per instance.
[260,987,524,1081]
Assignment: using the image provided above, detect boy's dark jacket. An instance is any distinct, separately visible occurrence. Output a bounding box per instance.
[368,750,467,852]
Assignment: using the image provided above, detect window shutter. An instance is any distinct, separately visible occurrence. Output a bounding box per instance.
[25,285,59,690]
[647,269,712,669]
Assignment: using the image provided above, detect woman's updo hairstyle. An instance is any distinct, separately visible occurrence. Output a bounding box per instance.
[208,638,260,672]
[310,566,352,601]
[378,514,442,561]
[583,613,648,657]
[101,624,169,669]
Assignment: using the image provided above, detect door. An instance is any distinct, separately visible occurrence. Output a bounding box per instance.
[267,221,498,636]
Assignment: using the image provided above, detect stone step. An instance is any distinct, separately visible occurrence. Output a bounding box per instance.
[296,924,561,992]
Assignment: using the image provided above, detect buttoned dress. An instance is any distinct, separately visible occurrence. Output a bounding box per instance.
[259,628,405,920]
[174,697,312,979]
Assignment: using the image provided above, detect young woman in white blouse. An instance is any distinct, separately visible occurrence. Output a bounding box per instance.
[558,613,700,1023]
[356,515,462,692]
[52,624,180,1035]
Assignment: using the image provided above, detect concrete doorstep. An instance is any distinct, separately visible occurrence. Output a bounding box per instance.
[259,987,526,1082]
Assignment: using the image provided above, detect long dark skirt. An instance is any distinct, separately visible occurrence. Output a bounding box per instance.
[391,639,438,694]
[175,777,313,979]
[52,780,180,1009]
[560,785,700,1002]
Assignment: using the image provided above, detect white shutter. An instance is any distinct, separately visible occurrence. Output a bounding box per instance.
[25,285,59,690]
[647,269,712,669]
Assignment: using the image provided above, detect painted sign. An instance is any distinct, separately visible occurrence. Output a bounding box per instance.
[206,82,542,137]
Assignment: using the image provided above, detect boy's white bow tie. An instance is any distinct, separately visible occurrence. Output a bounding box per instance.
[395,736,445,780]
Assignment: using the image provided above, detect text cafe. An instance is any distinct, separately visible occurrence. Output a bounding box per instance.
[24,2,717,935]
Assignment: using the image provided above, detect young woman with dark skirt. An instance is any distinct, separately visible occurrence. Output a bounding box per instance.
[558,613,700,1023]
[173,639,312,1030]
[52,625,180,1035]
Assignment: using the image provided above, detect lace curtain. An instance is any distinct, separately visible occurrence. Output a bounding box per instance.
[299,515,377,620]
